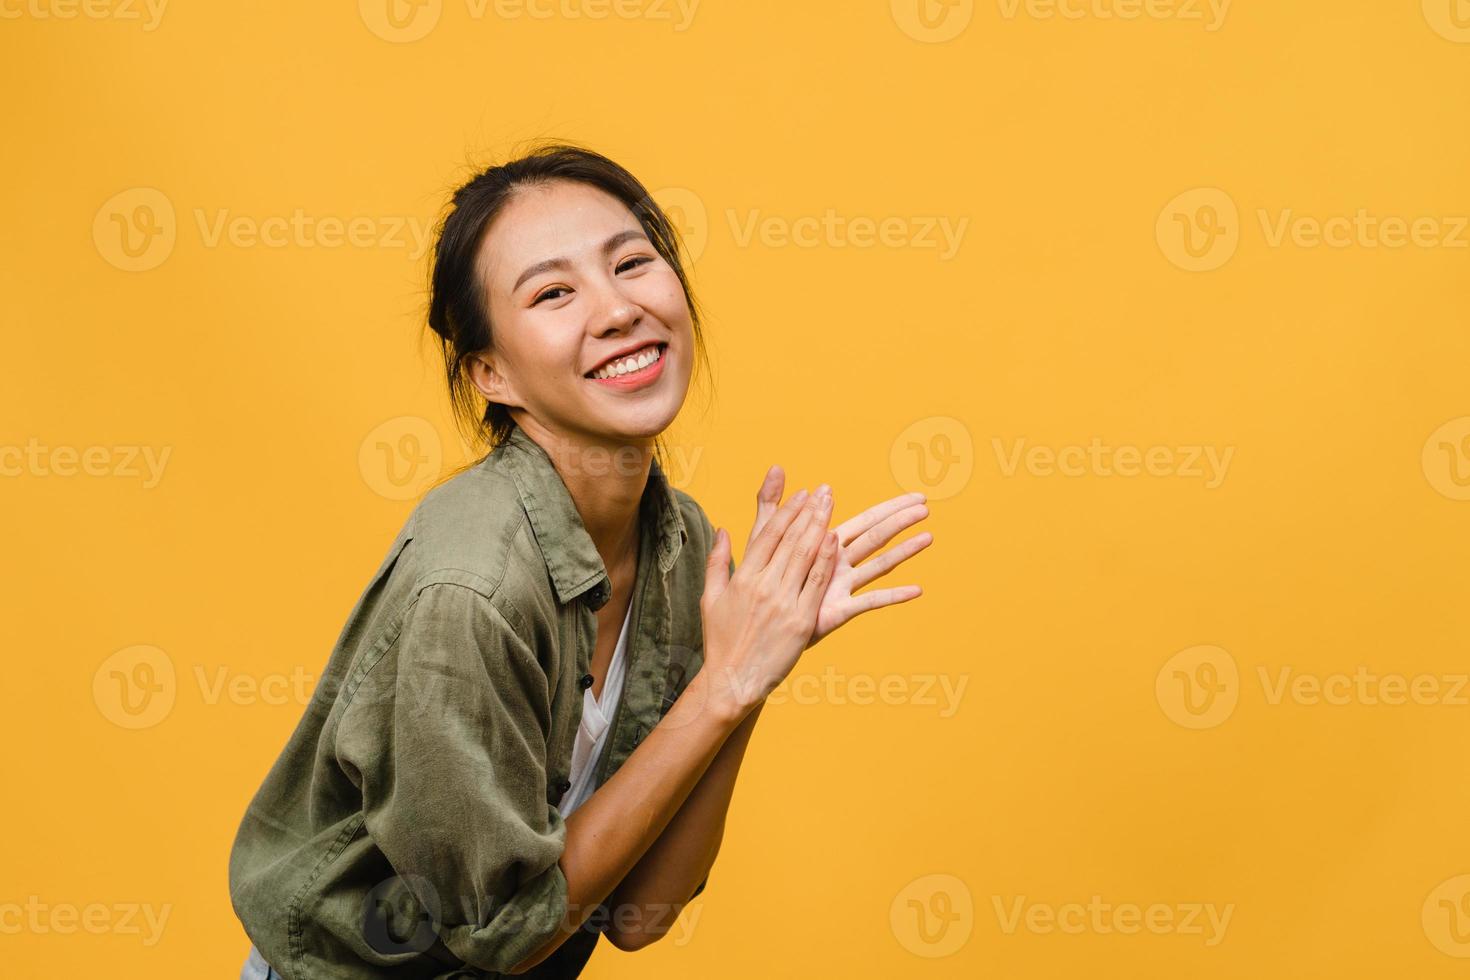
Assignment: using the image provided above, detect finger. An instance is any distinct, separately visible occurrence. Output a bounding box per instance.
[832,491,926,551]
[798,530,840,617]
[702,528,732,604]
[781,489,834,590]
[767,489,828,582]
[842,584,923,622]
[746,465,785,549]
[844,502,929,565]
[744,488,810,571]
[850,529,933,591]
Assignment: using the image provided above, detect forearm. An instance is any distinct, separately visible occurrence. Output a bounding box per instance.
[509,672,750,973]
[602,699,764,950]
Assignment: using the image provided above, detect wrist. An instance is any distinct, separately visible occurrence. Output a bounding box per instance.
[682,669,765,729]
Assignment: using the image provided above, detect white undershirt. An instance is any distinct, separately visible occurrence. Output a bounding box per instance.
[555,598,634,818]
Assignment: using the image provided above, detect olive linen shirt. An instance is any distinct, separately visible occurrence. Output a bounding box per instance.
[228,421,724,979]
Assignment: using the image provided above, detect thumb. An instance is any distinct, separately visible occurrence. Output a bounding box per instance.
[703,527,731,603]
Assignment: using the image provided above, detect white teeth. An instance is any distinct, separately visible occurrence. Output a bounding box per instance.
[591,344,661,380]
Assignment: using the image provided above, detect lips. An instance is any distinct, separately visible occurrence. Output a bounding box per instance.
[584,342,666,379]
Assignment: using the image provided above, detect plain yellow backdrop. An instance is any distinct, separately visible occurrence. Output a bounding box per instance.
[3,0,1469,976]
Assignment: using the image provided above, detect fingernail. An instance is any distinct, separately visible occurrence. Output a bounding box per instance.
[792,489,809,503]
[816,483,830,496]
[820,494,832,513]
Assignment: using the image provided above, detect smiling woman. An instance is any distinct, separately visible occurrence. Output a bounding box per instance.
[227,141,932,979]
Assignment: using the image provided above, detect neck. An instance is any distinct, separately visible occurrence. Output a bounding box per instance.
[512,413,652,574]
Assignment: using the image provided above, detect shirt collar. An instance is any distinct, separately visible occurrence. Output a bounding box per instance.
[495,422,688,610]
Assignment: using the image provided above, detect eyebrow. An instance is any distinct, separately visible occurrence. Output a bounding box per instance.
[511,229,651,294]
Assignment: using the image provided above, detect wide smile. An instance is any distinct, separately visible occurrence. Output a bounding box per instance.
[584,342,668,390]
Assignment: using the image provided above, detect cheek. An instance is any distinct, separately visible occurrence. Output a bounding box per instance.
[643,272,693,328]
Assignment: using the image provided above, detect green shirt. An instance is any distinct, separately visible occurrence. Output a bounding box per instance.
[229,422,722,979]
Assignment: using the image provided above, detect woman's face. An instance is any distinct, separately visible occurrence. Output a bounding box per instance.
[470,179,695,448]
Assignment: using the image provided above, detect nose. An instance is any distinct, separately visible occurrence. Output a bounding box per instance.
[588,277,642,337]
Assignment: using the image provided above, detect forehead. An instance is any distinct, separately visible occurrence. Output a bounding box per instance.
[476,180,642,295]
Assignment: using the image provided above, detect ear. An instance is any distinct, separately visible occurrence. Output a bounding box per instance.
[466,350,518,407]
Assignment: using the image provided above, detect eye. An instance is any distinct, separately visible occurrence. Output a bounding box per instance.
[618,255,655,274]
[531,285,569,306]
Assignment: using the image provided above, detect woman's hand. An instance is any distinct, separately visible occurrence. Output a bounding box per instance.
[699,484,840,716]
[744,465,931,650]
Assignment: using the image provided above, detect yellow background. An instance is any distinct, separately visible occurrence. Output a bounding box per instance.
[4,0,1469,976]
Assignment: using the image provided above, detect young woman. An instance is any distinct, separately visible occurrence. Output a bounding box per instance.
[229,143,933,979]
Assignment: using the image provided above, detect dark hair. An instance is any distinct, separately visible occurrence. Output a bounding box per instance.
[425,140,711,466]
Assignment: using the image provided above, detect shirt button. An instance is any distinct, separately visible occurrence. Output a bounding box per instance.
[556,777,571,793]
[578,673,594,691]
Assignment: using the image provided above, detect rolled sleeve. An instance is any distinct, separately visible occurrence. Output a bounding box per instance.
[335,582,569,975]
